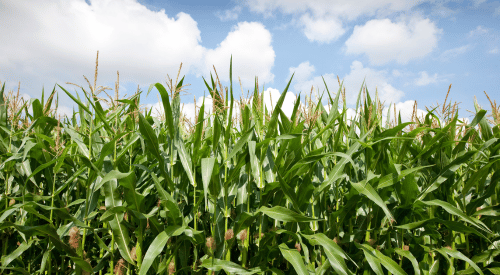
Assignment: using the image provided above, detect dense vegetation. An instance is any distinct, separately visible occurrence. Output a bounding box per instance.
[1,57,499,274]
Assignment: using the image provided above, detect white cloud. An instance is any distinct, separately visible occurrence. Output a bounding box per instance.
[414,71,452,86]
[345,16,442,65]
[0,0,205,93]
[215,6,242,21]
[468,26,489,37]
[392,70,402,77]
[439,45,471,61]
[202,22,275,89]
[244,0,425,43]
[299,13,345,43]
[0,0,276,101]
[414,71,438,86]
[489,47,499,54]
[288,61,315,83]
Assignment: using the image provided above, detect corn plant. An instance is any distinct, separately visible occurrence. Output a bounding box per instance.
[1,56,499,275]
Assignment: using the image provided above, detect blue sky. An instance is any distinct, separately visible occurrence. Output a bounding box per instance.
[0,0,499,122]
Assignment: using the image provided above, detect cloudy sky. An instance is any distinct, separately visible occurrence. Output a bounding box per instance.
[1,0,499,121]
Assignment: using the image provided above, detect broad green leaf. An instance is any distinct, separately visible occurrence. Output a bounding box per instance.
[356,243,407,275]
[417,151,476,201]
[68,256,93,272]
[437,247,483,275]
[394,248,420,275]
[377,165,431,189]
[176,137,195,186]
[302,233,356,275]
[154,83,175,138]
[316,132,370,194]
[201,157,215,208]
[103,176,134,264]
[201,258,259,274]
[258,206,320,222]
[351,179,395,223]
[279,243,309,275]
[140,225,185,275]
[421,200,491,233]
[226,127,254,161]
[1,239,34,268]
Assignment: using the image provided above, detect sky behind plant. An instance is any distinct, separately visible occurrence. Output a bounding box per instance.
[0,0,499,121]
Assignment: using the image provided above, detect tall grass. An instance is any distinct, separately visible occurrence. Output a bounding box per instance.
[1,55,499,274]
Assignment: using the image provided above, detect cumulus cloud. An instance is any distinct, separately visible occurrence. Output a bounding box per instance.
[345,16,442,65]
[414,71,452,86]
[299,13,345,43]
[244,0,424,43]
[0,0,206,93]
[414,71,438,86]
[0,0,276,102]
[202,22,275,88]
[439,45,472,61]
[288,61,315,83]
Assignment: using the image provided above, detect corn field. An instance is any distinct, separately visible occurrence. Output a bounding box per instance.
[1,57,500,275]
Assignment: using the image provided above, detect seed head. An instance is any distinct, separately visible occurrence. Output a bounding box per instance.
[131,246,137,261]
[168,261,176,275]
[225,229,234,241]
[69,227,80,250]
[295,242,301,252]
[237,229,247,242]
[206,236,216,251]
[114,258,126,275]
[9,199,15,206]
[403,245,410,251]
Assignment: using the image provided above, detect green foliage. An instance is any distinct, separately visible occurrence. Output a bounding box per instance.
[1,59,500,275]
